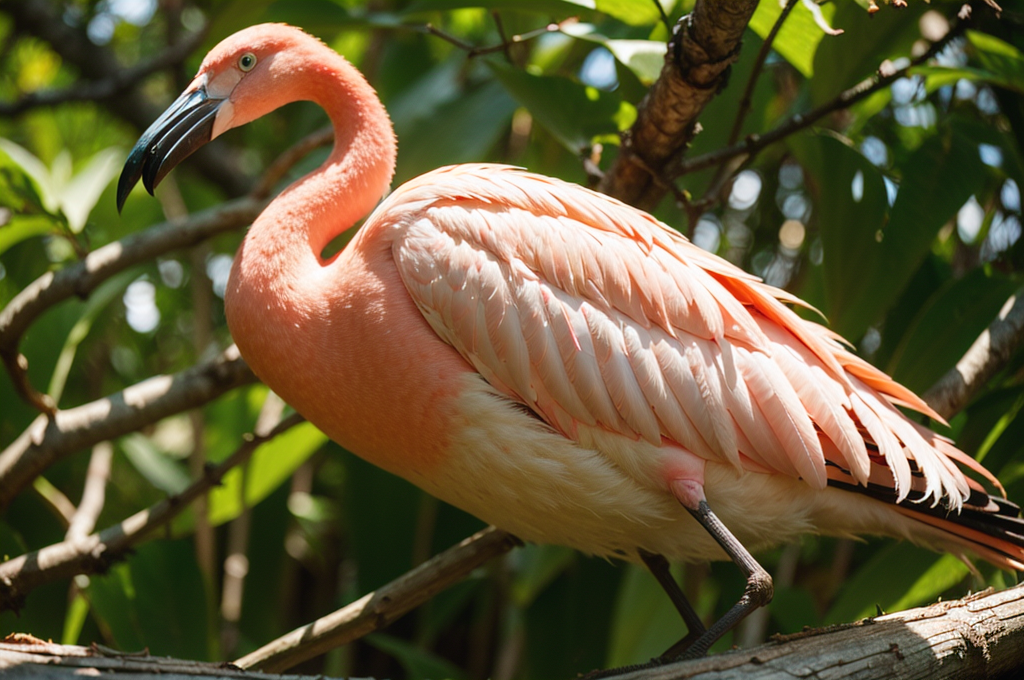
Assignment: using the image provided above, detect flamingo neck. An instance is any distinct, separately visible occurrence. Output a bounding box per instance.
[235,51,396,287]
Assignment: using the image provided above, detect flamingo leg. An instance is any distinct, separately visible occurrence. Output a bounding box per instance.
[670,499,774,659]
[637,549,706,647]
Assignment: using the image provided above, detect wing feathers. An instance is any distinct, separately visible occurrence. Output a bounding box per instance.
[387,165,981,512]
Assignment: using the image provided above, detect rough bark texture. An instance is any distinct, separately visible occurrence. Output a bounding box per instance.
[598,0,759,212]
[4,584,1024,679]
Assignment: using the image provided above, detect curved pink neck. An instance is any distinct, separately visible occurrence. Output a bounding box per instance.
[236,48,396,285]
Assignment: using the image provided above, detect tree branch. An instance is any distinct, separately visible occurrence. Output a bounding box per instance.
[673,17,966,179]
[235,526,519,673]
[0,27,205,115]
[0,196,264,412]
[0,413,304,612]
[588,583,1024,680]
[64,442,113,542]
[597,0,760,211]
[0,346,257,514]
[924,290,1024,420]
[0,0,250,198]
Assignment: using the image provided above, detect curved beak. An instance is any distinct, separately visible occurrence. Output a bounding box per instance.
[117,83,224,213]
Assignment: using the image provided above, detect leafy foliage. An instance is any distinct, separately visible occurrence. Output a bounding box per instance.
[2,1,1024,678]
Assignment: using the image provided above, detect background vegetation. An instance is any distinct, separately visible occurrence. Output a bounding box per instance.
[2,0,1024,678]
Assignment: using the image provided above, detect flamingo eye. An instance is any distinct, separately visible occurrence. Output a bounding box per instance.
[238,52,257,72]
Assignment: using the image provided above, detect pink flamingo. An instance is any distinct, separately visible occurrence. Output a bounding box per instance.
[118,24,1024,657]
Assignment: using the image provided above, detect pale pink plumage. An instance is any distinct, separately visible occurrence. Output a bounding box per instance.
[120,23,1024,641]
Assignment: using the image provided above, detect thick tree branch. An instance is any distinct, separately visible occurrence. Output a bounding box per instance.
[597,0,759,211]
[0,413,303,612]
[0,346,257,514]
[0,0,250,198]
[4,584,1024,679]
[236,526,519,673]
[924,290,1024,420]
[591,584,1024,680]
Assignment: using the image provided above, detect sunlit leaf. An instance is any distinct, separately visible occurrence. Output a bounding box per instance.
[60,147,122,233]
[491,62,625,153]
[968,30,1024,90]
[204,420,327,528]
[749,0,837,77]
[887,269,1019,393]
[562,23,666,84]
[121,433,192,495]
[606,563,686,667]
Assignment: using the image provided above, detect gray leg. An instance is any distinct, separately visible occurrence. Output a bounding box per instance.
[671,499,773,659]
[638,549,706,651]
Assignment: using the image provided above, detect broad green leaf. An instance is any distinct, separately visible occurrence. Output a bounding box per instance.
[811,2,925,106]
[205,420,327,527]
[510,544,576,607]
[0,138,55,211]
[367,633,467,680]
[749,0,836,77]
[491,62,628,154]
[789,132,889,341]
[888,554,970,613]
[968,30,1024,89]
[0,144,61,253]
[61,593,89,645]
[266,0,402,32]
[60,147,122,233]
[121,433,191,495]
[395,79,517,184]
[85,540,209,659]
[0,216,54,255]
[48,269,138,404]
[887,269,1019,393]
[606,563,686,667]
[824,542,954,624]
[562,23,666,84]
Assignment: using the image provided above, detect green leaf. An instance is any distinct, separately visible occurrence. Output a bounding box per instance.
[85,540,210,659]
[811,1,925,106]
[824,542,955,624]
[204,420,327,528]
[48,269,138,404]
[367,633,467,680]
[60,147,122,233]
[749,0,836,77]
[888,553,970,613]
[887,269,1019,393]
[490,62,625,154]
[395,79,517,184]
[561,23,666,84]
[61,592,89,646]
[510,544,576,607]
[606,563,686,667]
[968,30,1024,90]
[789,132,889,341]
[121,433,192,495]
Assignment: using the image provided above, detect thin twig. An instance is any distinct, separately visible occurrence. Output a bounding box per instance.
[0,413,305,613]
[65,442,113,542]
[235,526,519,673]
[651,0,672,33]
[923,290,1024,420]
[420,19,575,59]
[0,346,257,513]
[673,17,966,179]
[0,28,206,116]
[726,0,800,148]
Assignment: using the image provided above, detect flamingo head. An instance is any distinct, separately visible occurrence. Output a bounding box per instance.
[117,24,328,212]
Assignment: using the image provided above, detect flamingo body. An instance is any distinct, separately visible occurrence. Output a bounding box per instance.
[119,24,1024,584]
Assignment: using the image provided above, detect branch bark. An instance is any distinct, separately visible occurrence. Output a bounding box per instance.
[924,290,1024,420]
[4,583,1023,680]
[235,526,519,673]
[0,346,257,513]
[597,0,759,211]
[0,413,303,612]
[592,583,1024,680]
